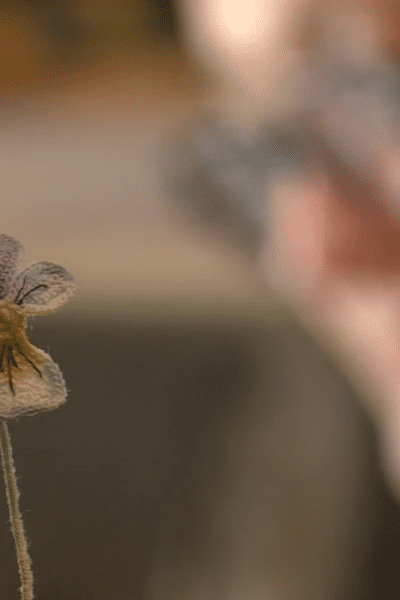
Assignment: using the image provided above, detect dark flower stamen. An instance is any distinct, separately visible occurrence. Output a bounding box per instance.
[8,346,17,369]
[16,284,48,306]
[15,344,42,377]
[6,348,15,396]
[13,276,27,304]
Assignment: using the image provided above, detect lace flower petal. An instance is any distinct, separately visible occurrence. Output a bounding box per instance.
[0,348,67,418]
[0,235,25,301]
[13,262,76,314]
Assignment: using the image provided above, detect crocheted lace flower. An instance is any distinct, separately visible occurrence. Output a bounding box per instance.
[0,234,76,418]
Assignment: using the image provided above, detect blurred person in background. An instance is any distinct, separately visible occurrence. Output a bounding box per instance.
[145,0,400,598]
[175,0,400,490]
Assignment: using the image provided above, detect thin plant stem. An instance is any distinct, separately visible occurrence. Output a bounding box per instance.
[0,419,34,600]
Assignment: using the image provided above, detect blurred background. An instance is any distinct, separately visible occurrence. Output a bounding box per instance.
[0,0,256,306]
[0,1,400,599]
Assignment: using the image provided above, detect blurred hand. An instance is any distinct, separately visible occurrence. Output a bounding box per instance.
[264,171,400,494]
[177,0,400,499]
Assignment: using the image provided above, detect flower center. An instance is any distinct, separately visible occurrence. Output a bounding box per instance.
[0,302,24,342]
[0,301,42,396]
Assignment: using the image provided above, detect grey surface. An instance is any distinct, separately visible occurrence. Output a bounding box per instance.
[0,309,397,599]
